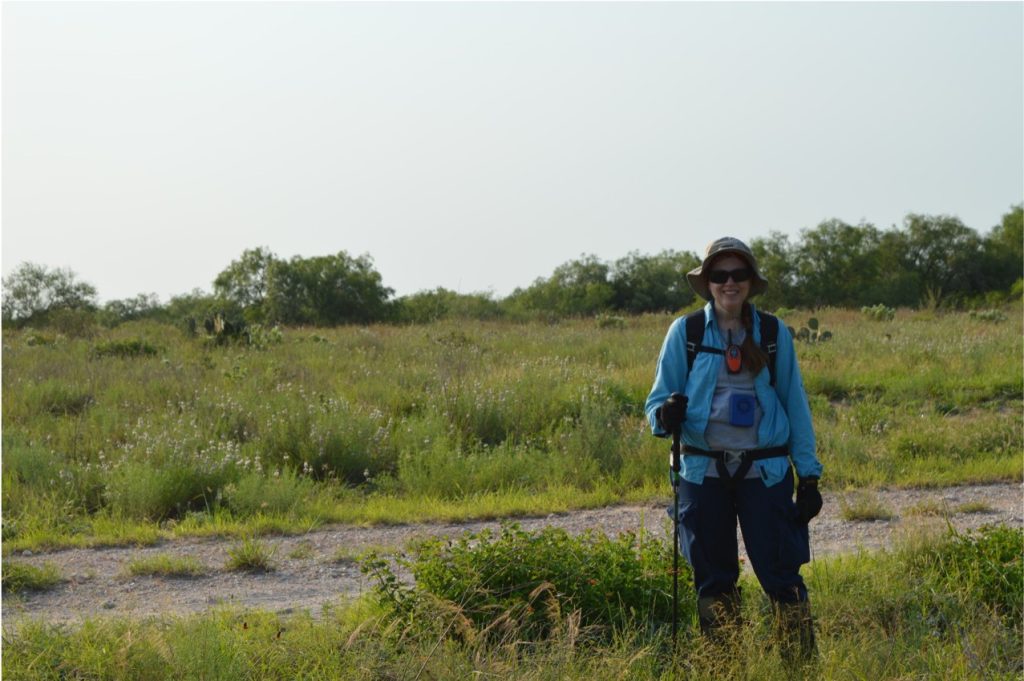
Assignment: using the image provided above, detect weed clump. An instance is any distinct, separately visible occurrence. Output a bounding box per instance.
[125,554,206,578]
[226,536,276,572]
[912,525,1023,626]
[839,492,895,521]
[361,524,684,642]
[2,562,63,594]
[91,339,159,359]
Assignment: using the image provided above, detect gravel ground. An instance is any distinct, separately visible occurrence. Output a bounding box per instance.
[3,482,1021,632]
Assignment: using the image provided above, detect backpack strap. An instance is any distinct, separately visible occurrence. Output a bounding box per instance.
[684,310,704,370]
[685,308,780,386]
[759,312,780,387]
[684,309,724,371]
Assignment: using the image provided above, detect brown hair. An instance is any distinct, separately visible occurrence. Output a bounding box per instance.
[740,302,768,376]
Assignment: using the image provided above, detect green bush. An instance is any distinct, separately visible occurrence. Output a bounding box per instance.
[396,438,558,499]
[45,308,99,338]
[91,338,159,359]
[224,469,314,516]
[861,304,896,321]
[968,308,1008,323]
[257,399,395,484]
[362,524,684,641]
[915,525,1023,625]
[22,330,57,346]
[105,458,235,521]
[23,380,94,417]
[595,314,626,330]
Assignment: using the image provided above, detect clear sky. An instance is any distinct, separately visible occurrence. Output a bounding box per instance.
[3,1,1022,303]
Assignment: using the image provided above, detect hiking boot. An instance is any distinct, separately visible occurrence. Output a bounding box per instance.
[773,598,817,663]
[697,588,742,641]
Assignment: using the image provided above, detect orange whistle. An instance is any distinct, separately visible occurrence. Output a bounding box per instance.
[726,345,742,373]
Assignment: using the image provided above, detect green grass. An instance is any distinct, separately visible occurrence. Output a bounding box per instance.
[906,499,952,517]
[2,562,63,594]
[330,543,394,564]
[2,309,1020,551]
[287,541,314,560]
[225,536,276,572]
[123,554,206,578]
[905,499,997,518]
[838,492,896,521]
[3,526,1020,680]
[956,500,997,514]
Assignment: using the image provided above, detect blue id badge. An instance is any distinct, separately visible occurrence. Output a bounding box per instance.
[729,394,756,427]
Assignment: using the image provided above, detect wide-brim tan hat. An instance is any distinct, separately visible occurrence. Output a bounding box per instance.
[686,236,769,301]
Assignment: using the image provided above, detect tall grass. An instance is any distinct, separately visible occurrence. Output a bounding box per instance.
[3,308,1021,549]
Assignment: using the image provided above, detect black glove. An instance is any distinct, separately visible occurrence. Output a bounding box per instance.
[796,477,822,524]
[656,393,688,435]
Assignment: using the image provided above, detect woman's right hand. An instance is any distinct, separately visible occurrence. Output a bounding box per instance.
[657,393,688,434]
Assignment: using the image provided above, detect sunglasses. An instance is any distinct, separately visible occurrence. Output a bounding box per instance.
[708,267,753,284]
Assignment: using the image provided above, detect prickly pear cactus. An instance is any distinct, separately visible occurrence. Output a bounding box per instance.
[795,318,831,344]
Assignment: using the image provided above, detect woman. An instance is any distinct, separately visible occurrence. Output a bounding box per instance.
[645,237,823,660]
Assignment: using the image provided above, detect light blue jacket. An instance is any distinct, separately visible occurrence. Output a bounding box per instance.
[644,302,823,487]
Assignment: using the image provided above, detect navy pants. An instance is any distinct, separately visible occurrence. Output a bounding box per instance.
[672,466,809,603]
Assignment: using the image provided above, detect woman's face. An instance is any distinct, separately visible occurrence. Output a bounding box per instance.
[706,254,751,311]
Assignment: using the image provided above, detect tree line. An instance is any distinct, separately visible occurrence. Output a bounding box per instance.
[3,206,1020,330]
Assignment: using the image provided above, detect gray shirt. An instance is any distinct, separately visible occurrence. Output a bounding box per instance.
[703,328,762,478]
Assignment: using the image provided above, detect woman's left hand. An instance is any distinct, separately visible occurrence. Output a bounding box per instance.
[796,477,822,524]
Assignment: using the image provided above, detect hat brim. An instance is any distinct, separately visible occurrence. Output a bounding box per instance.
[686,250,769,301]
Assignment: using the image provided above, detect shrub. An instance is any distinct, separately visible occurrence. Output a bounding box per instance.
[105,458,235,521]
[861,304,896,322]
[1010,277,1023,301]
[595,314,626,330]
[22,330,56,346]
[912,526,1023,625]
[91,338,159,359]
[224,469,314,517]
[362,524,684,641]
[258,398,395,484]
[556,392,625,478]
[969,309,1007,323]
[24,380,94,417]
[46,308,99,338]
[246,323,283,350]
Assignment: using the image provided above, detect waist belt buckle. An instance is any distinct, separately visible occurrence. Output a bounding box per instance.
[723,450,746,467]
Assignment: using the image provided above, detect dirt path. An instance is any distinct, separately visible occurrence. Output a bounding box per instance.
[3,483,1021,632]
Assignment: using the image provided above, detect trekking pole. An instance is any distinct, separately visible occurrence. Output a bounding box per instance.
[670,427,682,646]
